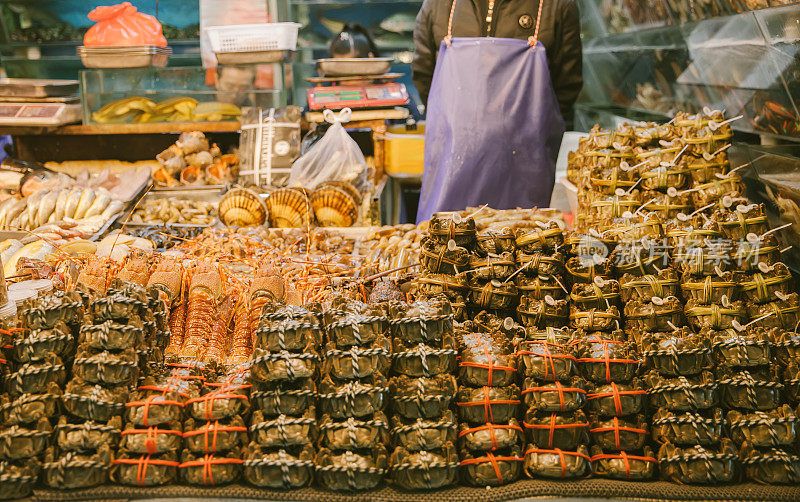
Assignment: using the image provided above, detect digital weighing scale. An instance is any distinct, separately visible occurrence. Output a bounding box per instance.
[0,79,81,126]
[306,74,409,111]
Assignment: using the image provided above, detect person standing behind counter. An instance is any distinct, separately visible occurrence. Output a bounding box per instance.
[412,0,583,222]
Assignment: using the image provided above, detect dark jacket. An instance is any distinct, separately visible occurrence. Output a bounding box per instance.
[413,0,582,127]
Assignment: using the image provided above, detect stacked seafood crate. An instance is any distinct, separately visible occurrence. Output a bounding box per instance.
[1,291,84,497]
[247,303,320,488]
[317,298,389,490]
[388,299,459,489]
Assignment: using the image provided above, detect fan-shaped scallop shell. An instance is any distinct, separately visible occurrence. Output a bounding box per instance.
[219,188,268,227]
[310,185,358,227]
[266,188,311,228]
[316,180,362,205]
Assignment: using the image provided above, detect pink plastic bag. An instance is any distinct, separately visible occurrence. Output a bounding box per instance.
[84,2,167,47]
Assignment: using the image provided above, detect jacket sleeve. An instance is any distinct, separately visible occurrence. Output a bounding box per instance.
[413,0,437,107]
[552,0,583,129]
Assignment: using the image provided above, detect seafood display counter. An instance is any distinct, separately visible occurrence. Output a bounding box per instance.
[1,105,800,502]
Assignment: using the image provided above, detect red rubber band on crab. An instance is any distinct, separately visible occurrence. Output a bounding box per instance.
[182,421,248,454]
[459,452,524,485]
[523,414,589,448]
[590,452,657,480]
[456,386,520,423]
[458,422,523,450]
[590,417,647,450]
[179,455,244,486]
[524,447,591,478]
[522,382,587,412]
[586,382,645,416]
[113,456,181,486]
[121,427,183,455]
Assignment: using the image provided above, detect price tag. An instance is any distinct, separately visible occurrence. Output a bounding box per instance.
[545,295,556,306]
[615,188,626,197]
[452,213,462,224]
[447,239,456,251]
[708,120,719,131]
[677,213,690,222]
[652,296,665,306]
[703,106,714,116]
[746,233,760,244]
[503,317,515,330]
[491,279,502,288]
[594,277,606,287]
[758,262,772,274]
[620,161,632,171]
[667,187,678,197]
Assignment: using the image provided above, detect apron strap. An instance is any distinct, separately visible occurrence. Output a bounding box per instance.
[445,0,545,48]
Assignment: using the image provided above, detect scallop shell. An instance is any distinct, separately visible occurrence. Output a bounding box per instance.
[219,188,268,227]
[316,180,362,205]
[310,185,358,227]
[266,188,311,228]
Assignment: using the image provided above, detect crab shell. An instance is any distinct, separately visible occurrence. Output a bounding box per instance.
[523,444,591,479]
[266,188,311,228]
[112,450,179,486]
[219,188,268,228]
[391,412,455,452]
[250,379,315,417]
[243,443,314,489]
[57,415,120,453]
[389,443,459,490]
[652,408,725,446]
[310,184,359,227]
[42,445,113,489]
[315,447,387,491]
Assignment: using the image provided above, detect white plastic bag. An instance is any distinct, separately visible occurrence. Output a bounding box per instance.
[288,108,367,190]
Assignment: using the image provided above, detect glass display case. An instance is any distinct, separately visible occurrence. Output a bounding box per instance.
[0,0,201,79]
[578,1,800,141]
[80,66,284,125]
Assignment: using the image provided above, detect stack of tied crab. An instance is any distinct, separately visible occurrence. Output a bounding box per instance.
[112,363,200,486]
[570,110,752,484]
[245,303,321,489]
[387,298,459,490]
[456,312,523,486]
[0,290,84,497]
[316,297,389,491]
[177,364,249,487]
[517,324,591,481]
[50,281,157,489]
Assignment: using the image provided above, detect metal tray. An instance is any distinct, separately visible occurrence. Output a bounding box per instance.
[0,79,79,99]
[216,50,288,65]
[316,58,393,77]
[121,186,223,229]
[78,46,171,69]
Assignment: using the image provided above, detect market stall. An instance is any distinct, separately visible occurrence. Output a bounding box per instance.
[0,0,800,501]
[0,106,797,502]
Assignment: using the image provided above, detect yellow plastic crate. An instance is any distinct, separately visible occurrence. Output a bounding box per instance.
[384,125,425,176]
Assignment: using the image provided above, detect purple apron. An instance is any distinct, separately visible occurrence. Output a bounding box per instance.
[417,0,565,223]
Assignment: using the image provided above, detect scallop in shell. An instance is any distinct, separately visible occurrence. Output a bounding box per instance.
[219,187,268,227]
[266,188,311,228]
[310,184,358,227]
